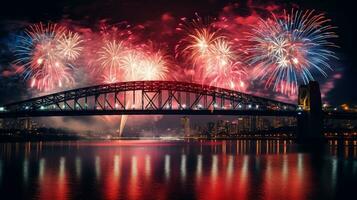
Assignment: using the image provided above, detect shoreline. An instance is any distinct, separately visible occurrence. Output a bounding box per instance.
[1,134,356,143]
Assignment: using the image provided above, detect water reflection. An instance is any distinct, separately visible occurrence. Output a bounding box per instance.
[0,140,356,200]
[181,154,186,180]
[196,154,202,178]
[75,157,81,178]
[114,155,120,177]
[39,158,45,180]
[0,160,2,184]
[95,156,101,180]
[145,155,150,178]
[164,154,170,180]
[23,159,29,184]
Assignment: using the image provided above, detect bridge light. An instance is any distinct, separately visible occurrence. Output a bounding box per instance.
[248,104,252,109]
[342,104,349,111]
[25,106,29,110]
[255,105,259,109]
[297,106,303,110]
[182,104,186,109]
[297,112,302,115]
[197,104,202,108]
[0,107,4,112]
[213,103,218,108]
[40,106,45,110]
[283,106,287,110]
[334,108,337,111]
[115,103,119,108]
[238,104,242,109]
[166,105,170,109]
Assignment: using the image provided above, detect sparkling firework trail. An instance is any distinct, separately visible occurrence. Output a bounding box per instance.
[57,31,83,60]
[96,39,169,83]
[97,40,126,83]
[14,23,83,91]
[182,27,222,64]
[177,17,247,90]
[246,9,338,94]
[137,51,169,80]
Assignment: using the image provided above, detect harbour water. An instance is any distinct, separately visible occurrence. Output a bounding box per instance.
[0,140,356,200]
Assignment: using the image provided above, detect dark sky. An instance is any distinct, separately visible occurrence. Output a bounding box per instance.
[0,0,356,105]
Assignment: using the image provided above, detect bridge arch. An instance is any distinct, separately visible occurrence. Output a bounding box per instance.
[0,81,298,117]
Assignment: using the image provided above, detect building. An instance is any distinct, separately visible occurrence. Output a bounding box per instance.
[272,117,283,129]
[0,118,37,131]
[181,116,191,136]
[207,122,215,136]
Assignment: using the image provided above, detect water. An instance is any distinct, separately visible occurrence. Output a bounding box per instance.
[0,140,356,200]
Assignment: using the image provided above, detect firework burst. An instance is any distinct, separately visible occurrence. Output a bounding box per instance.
[137,51,169,80]
[97,40,127,83]
[177,17,247,90]
[246,9,338,94]
[14,23,83,91]
[57,31,83,60]
[95,37,169,83]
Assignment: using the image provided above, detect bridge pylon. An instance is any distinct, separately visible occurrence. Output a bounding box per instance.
[297,81,324,143]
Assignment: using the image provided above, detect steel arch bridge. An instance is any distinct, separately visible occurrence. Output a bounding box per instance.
[0,81,299,118]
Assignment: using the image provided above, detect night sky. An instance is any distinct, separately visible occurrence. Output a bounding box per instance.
[0,0,356,131]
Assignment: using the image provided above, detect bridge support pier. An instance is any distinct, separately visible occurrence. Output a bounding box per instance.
[297,81,325,143]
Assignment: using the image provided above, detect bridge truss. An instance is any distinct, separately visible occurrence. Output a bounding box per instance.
[0,81,299,118]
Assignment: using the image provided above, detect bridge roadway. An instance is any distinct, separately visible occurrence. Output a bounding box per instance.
[1,109,356,119]
[0,109,300,118]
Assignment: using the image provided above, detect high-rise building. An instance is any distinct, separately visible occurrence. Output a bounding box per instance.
[207,122,215,136]
[272,117,282,129]
[181,116,190,136]
[242,116,254,132]
[228,121,238,135]
[237,117,244,132]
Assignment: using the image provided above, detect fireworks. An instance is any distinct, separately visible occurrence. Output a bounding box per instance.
[177,17,246,90]
[97,40,126,83]
[57,31,83,60]
[181,27,222,64]
[246,10,338,94]
[95,39,169,83]
[14,23,83,91]
[10,8,338,97]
